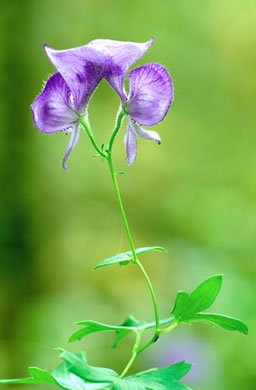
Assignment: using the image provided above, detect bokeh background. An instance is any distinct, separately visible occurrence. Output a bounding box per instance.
[0,0,255,389]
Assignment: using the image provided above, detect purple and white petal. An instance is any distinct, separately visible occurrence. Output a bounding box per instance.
[88,38,154,101]
[31,73,77,133]
[45,44,106,112]
[131,121,162,144]
[126,63,174,126]
[62,123,80,171]
[124,120,137,165]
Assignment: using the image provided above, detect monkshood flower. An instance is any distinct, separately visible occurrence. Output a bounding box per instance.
[31,39,154,170]
[123,63,174,165]
[31,44,107,171]
[89,40,174,165]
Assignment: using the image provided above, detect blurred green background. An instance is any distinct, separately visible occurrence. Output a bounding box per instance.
[0,0,255,389]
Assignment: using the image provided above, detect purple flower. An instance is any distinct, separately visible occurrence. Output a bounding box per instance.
[31,38,173,168]
[123,63,174,165]
[31,39,154,170]
[89,40,174,165]
[31,43,107,170]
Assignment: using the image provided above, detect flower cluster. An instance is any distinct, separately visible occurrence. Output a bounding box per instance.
[31,39,174,169]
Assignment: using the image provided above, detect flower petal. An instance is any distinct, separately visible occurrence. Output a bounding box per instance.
[127,63,174,126]
[44,44,106,111]
[124,121,137,165]
[31,73,77,133]
[88,38,154,100]
[132,121,162,144]
[62,123,80,171]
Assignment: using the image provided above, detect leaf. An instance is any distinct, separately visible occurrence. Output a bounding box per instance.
[69,316,144,344]
[114,361,192,390]
[95,246,167,269]
[171,275,248,335]
[186,313,248,334]
[0,351,113,390]
[172,275,223,321]
[58,349,119,383]
[53,354,110,390]
[69,316,175,347]
[0,367,56,385]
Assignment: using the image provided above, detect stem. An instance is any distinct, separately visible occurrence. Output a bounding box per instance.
[120,331,142,378]
[108,109,126,153]
[135,259,160,331]
[79,116,107,158]
[80,112,163,375]
[107,153,137,262]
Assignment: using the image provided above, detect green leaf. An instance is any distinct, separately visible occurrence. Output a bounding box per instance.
[186,313,248,334]
[171,275,248,335]
[53,354,110,390]
[94,246,167,269]
[114,361,192,390]
[0,351,114,389]
[58,349,119,383]
[70,316,176,347]
[172,275,223,321]
[69,316,144,344]
[0,367,56,385]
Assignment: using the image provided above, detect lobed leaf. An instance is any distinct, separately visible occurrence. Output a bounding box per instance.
[70,316,175,347]
[171,275,248,335]
[172,275,222,321]
[94,246,167,269]
[186,313,248,334]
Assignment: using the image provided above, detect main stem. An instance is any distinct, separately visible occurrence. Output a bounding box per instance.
[80,112,161,374]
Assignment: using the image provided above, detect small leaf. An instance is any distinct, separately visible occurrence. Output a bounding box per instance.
[172,275,223,321]
[186,313,248,334]
[95,246,167,269]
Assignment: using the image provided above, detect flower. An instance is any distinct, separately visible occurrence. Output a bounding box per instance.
[31,39,154,170]
[31,43,107,170]
[123,63,174,165]
[90,41,174,165]
[31,39,173,168]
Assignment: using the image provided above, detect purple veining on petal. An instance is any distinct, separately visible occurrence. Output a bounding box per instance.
[44,44,106,112]
[126,63,174,126]
[124,120,137,165]
[31,73,77,133]
[62,123,80,171]
[131,121,162,144]
[88,38,154,101]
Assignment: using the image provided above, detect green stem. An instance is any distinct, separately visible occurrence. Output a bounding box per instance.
[120,331,142,378]
[80,112,162,375]
[107,153,137,262]
[79,116,107,158]
[135,259,160,331]
[108,109,126,153]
